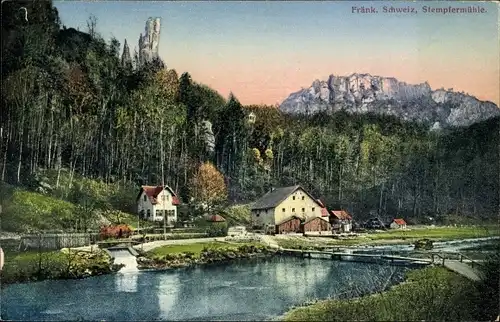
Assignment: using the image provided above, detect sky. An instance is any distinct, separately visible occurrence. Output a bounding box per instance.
[54,1,499,106]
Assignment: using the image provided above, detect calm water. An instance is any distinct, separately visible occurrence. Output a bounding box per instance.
[1,257,410,321]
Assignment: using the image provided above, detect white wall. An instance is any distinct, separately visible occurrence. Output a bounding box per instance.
[274,188,322,224]
[137,189,177,224]
[390,222,406,229]
[137,191,154,220]
[153,190,177,224]
[251,209,274,227]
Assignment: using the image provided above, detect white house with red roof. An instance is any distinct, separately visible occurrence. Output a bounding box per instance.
[137,185,180,225]
[390,218,407,229]
[330,210,353,233]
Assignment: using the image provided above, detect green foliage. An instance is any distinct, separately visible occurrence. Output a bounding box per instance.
[2,189,76,232]
[205,222,228,237]
[0,249,116,285]
[0,0,497,229]
[223,204,252,226]
[283,267,487,321]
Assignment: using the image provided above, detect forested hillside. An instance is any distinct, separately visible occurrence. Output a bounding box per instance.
[1,0,498,231]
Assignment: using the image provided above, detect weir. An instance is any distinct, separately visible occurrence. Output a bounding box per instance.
[107,248,139,273]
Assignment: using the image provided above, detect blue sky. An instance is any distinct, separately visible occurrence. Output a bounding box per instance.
[54,1,499,105]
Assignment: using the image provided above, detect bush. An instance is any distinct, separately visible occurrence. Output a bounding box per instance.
[0,249,115,285]
[99,224,132,239]
[206,222,228,237]
[414,238,433,250]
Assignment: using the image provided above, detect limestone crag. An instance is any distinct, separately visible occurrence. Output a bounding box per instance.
[280,73,500,128]
[138,17,161,67]
[120,39,132,69]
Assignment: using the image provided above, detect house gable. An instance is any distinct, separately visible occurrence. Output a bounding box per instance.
[274,187,323,224]
[393,218,407,225]
[136,185,180,206]
[251,185,323,210]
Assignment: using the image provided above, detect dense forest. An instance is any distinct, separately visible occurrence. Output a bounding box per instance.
[1,0,498,232]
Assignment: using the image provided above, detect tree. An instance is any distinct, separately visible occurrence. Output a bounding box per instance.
[189,162,227,216]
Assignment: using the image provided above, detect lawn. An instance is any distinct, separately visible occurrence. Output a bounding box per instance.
[3,250,61,265]
[365,225,499,241]
[275,225,499,250]
[147,241,262,258]
[282,266,496,321]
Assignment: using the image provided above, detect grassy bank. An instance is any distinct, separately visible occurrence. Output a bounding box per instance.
[282,266,495,321]
[137,241,275,270]
[365,225,499,241]
[0,249,122,286]
[275,226,499,250]
[147,241,239,257]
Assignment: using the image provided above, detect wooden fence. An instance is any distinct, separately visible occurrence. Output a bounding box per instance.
[20,233,100,250]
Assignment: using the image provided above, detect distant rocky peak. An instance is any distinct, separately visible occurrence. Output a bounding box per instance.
[280,73,499,128]
[138,17,161,67]
[121,39,132,69]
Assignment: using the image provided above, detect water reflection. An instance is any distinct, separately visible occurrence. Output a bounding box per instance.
[2,257,409,321]
[115,272,138,293]
[157,273,180,319]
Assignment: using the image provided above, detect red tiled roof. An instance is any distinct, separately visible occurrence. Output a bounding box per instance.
[331,210,352,220]
[321,207,329,217]
[393,218,407,225]
[137,185,180,205]
[207,215,226,222]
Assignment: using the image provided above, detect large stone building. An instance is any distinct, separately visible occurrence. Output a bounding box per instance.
[250,185,324,233]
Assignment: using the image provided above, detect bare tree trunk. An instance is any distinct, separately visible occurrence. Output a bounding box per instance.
[55,135,62,188]
[1,127,8,181]
[338,164,343,202]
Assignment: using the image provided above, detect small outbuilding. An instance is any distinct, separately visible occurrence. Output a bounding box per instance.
[206,214,226,223]
[302,216,331,233]
[390,218,407,229]
[330,210,353,233]
[275,216,302,234]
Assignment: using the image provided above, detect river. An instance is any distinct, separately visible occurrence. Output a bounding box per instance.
[1,257,409,321]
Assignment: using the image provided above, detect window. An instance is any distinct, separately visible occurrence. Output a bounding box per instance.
[256,213,260,217]
[312,207,315,212]
[302,196,305,200]
[147,209,151,217]
[282,208,285,212]
[292,208,295,212]
[302,208,305,212]
[143,195,147,201]
[293,196,295,200]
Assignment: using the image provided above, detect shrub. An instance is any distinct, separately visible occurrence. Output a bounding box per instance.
[206,222,228,237]
[99,224,132,239]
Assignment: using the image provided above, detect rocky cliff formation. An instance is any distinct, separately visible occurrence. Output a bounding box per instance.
[138,17,161,67]
[280,73,500,128]
[120,39,132,69]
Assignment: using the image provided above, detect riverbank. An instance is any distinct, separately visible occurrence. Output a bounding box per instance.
[273,225,499,250]
[280,265,497,321]
[0,248,123,286]
[136,242,278,270]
